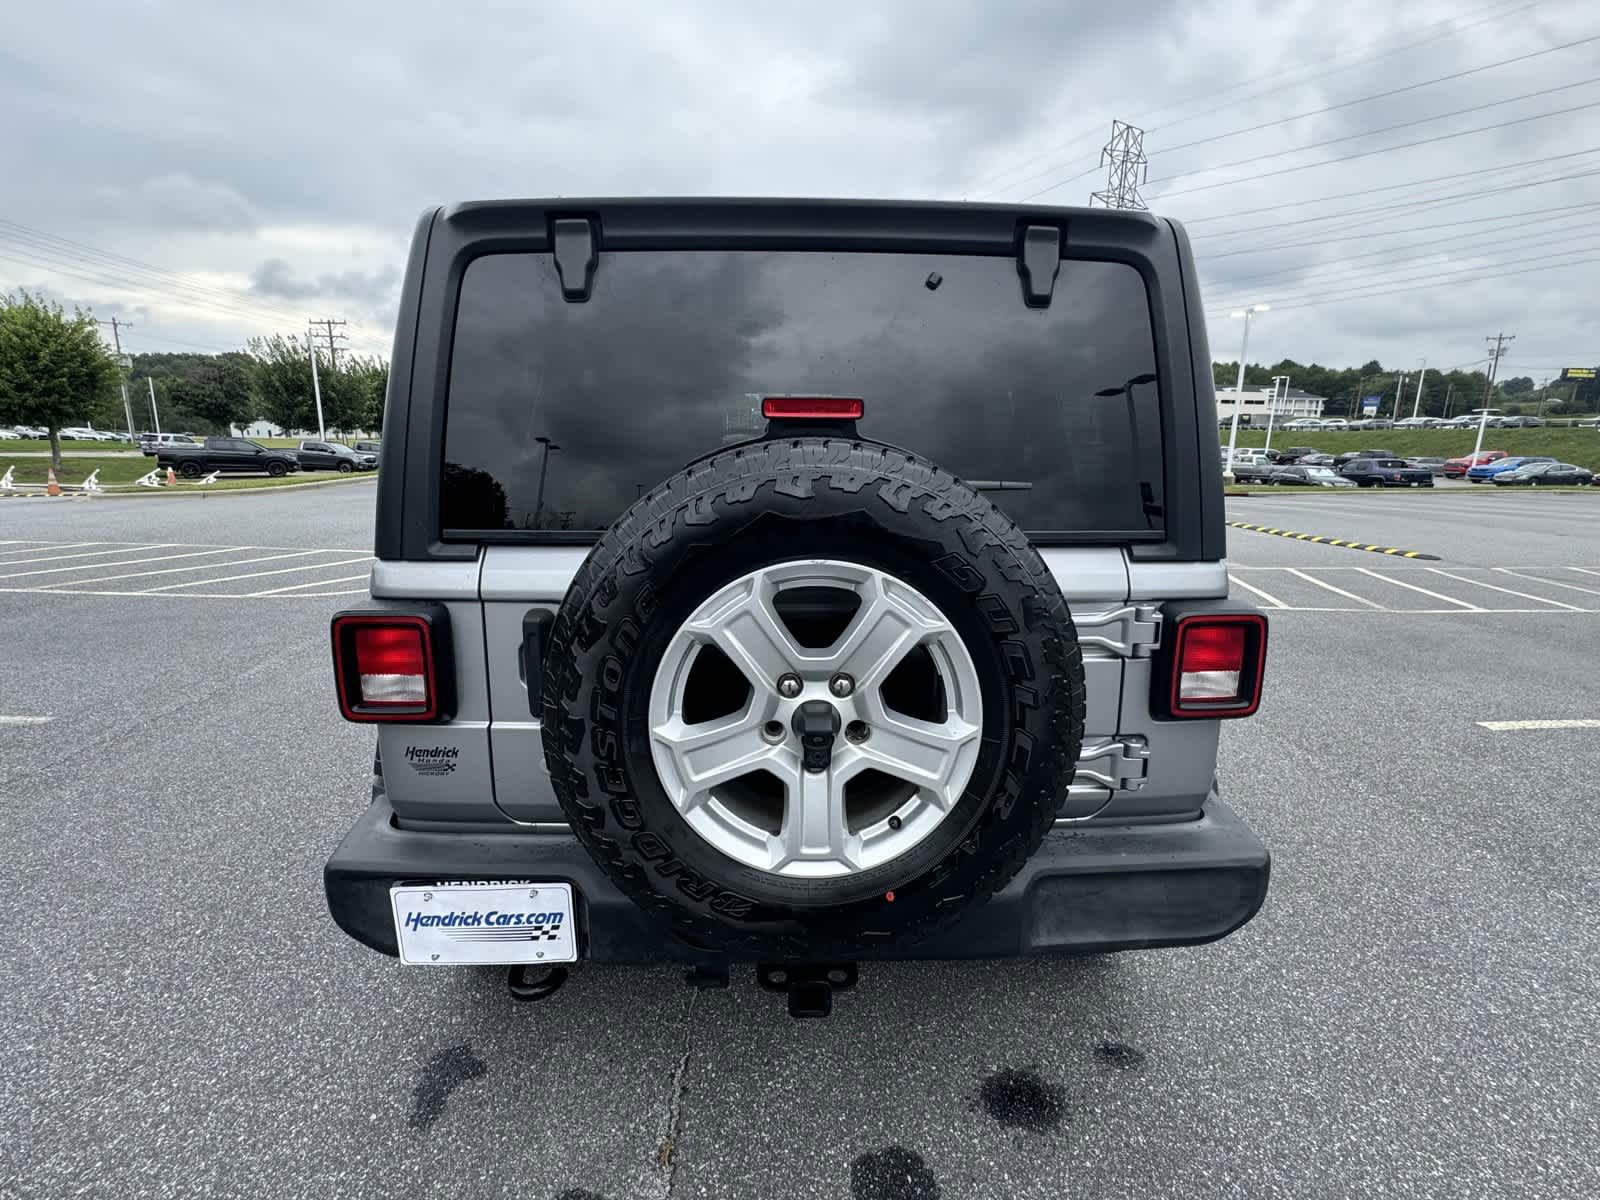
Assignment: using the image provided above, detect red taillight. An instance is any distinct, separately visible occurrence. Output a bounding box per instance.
[761,396,865,420]
[332,612,450,722]
[1168,614,1267,719]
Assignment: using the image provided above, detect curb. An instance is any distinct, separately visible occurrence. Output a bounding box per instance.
[89,475,377,500]
[1226,520,1441,560]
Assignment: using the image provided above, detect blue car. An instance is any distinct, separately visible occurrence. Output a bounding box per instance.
[1465,455,1555,482]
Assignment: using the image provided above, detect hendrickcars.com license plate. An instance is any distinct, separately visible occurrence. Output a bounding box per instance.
[390,881,578,966]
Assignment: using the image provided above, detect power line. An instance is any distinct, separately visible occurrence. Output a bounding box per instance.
[1205,253,1600,316]
[1180,145,1600,225]
[1191,162,1600,241]
[1201,213,1600,294]
[1200,198,1600,260]
[1154,31,1600,160]
[308,316,349,372]
[975,0,1539,197]
[1208,240,1600,312]
[1149,76,1600,190]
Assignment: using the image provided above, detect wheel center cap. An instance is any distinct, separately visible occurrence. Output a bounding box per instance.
[791,700,843,773]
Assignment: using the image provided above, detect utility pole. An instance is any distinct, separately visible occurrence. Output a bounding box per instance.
[306,332,327,441]
[1223,304,1268,482]
[147,376,161,437]
[1536,377,1550,418]
[1412,359,1428,419]
[1471,332,1514,466]
[1443,382,1455,418]
[1265,374,1288,454]
[308,317,348,373]
[1394,372,1408,422]
[97,317,138,439]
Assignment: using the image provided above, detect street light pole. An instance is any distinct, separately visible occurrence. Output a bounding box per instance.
[1224,304,1268,483]
[1412,359,1428,419]
[147,376,161,437]
[532,436,561,527]
[307,333,327,441]
[1393,372,1407,423]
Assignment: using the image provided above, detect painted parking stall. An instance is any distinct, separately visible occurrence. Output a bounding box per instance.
[0,538,372,598]
[1228,564,1600,613]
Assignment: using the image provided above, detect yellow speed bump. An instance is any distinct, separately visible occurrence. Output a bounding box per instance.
[1226,520,1440,561]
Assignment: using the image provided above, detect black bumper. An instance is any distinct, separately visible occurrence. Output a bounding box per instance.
[325,798,1269,963]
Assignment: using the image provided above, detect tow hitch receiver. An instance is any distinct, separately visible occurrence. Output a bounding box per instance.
[757,962,859,1018]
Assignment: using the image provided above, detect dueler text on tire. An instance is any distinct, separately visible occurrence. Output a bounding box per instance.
[540,438,1085,958]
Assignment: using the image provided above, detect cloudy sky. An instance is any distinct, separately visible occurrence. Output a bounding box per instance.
[2,0,1593,382]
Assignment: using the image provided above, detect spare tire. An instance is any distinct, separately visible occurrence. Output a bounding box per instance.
[540,438,1084,957]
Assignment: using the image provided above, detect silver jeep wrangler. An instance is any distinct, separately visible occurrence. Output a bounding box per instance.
[325,198,1269,1016]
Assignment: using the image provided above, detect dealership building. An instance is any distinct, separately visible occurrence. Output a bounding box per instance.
[1214,384,1327,424]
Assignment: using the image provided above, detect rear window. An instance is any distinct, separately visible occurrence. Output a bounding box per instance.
[442,250,1164,539]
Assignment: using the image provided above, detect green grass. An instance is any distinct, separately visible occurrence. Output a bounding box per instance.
[1223,428,1600,471]
[1,454,373,492]
[0,437,143,453]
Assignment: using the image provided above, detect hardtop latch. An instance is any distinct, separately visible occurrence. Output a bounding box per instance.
[1017,225,1062,308]
[550,217,598,302]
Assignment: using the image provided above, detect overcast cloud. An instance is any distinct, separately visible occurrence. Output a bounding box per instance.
[1,0,1593,379]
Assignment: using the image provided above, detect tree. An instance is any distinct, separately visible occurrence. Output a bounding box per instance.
[0,290,118,468]
[1500,376,1535,396]
[247,334,317,433]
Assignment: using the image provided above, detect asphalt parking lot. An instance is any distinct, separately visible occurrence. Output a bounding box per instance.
[3,483,1598,1200]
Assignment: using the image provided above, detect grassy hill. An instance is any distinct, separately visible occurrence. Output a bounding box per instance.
[1221,428,1600,472]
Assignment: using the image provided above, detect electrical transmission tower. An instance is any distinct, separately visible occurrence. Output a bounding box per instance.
[1089,120,1149,210]
[308,317,348,371]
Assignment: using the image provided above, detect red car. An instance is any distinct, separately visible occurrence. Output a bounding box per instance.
[1442,450,1506,478]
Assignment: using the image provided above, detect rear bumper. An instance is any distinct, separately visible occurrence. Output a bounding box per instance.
[325,796,1270,963]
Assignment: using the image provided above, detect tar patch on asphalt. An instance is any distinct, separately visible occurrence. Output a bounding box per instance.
[408,1043,488,1131]
[850,1145,941,1200]
[1094,1041,1148,1069]
[978,1067,1066,1133]
[554,1191,610,1200]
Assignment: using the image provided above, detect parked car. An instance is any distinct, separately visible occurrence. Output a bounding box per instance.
[1497,415,1544,428]
[1297,452,1336,467]
[0,428,19,440]
[1491,461,1594,486]
[1270,464,1356,488]
[1465,455,1555,482]
[1331,448,1398,469]
[1442,450,1506,477]
[1340,458,1434,487]
[59,426,110,441]
[1320,418,1350,430]
[351,439,382,455]
[296,440,378,472]
[139,433,200,456]
[1231,460,1281,483]
[1273,446,1319,464]
[1281,419,1323,431]
[1394,417,1436,428]
[1405,456,1449,476]
[156,437,301,477]
[1349,418,1394,431]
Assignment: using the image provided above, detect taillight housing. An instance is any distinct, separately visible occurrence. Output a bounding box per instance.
[331,608,454,722]
[1155,612,1267,720]
[761,396,865,420]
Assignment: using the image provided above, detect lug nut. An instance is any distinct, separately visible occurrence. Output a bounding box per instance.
[777,674,802,699]
[845,720,869,744]
[829,673,855,698]
[761,720,786,743]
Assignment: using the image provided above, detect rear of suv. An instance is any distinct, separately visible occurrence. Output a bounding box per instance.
[324,199,1270,1014]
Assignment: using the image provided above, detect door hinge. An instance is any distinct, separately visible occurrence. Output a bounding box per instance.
[1074,604,1163,659]
[1074,736,1150,791]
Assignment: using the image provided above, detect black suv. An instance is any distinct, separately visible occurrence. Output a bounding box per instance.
[1339,457,1434,487]
[322,199,1271,1016]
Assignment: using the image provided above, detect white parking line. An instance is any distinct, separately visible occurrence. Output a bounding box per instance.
[0,714,54,725]
[1228,574,1288,608]
[44,550,331,589]
[246,573,370,596]
[1424,567,1583,611]
[1492,568,1600,598]
[0,547,244,581]
[1284,568,1387,610]
[1477,719,1600,731]
[143,556,373,591]
[1570,567,1600,579]
[1354,567,1485,611]
[0,543,169,567]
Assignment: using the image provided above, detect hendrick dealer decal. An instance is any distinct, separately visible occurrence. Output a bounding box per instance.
[402,908,566,942]
[404,745,458,776]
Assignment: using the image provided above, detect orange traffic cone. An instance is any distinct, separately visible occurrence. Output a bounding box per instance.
[166,467,177,486]
[46,467,62,497]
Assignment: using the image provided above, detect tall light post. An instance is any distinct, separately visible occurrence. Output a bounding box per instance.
[1265,374,1288,455]
[1412,358,1428,419]
[532,435,562,527]
[1224,304,1268,483]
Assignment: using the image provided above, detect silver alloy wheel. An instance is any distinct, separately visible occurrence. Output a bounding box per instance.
[648,559,983,879]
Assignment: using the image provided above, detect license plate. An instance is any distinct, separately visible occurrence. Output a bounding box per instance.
[390,882,578,966]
